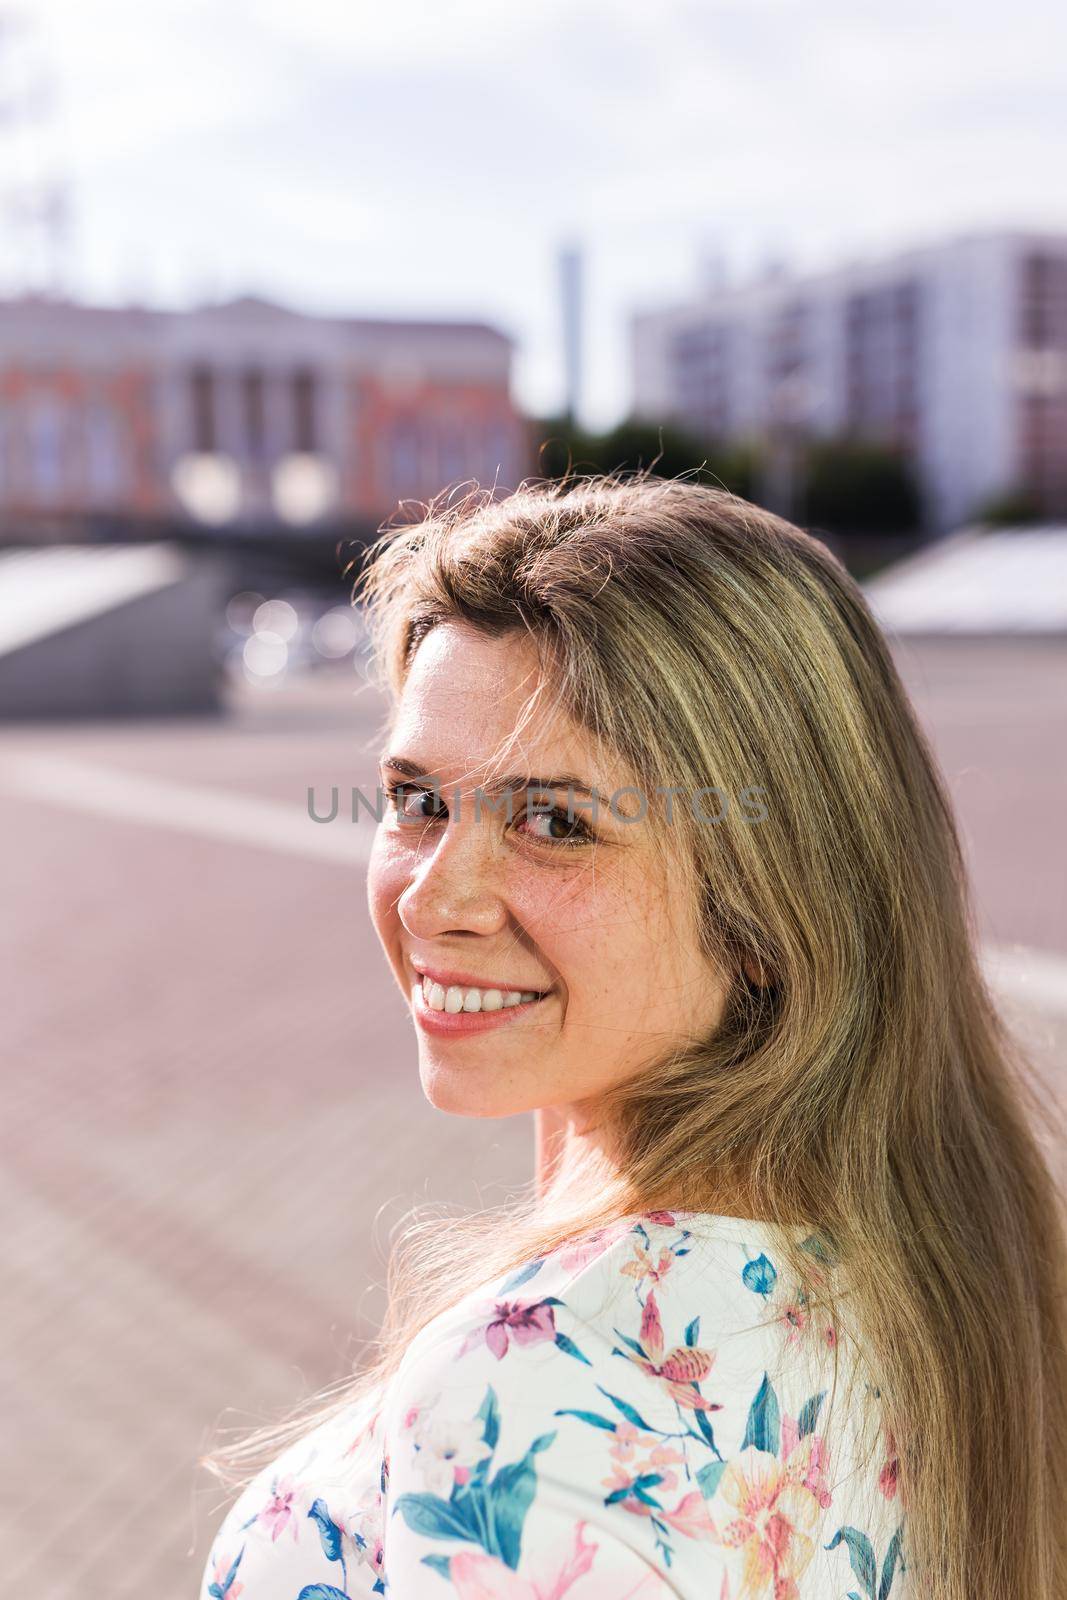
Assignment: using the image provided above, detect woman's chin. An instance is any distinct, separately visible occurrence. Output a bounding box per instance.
[418,1058,536,1119]
[415,1062,505,1113]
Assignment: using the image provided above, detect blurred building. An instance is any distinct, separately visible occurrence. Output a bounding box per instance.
[632,228,1067,531]
[0,294,527,538]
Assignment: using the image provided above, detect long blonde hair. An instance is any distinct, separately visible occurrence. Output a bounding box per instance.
[202,472,1067,1600]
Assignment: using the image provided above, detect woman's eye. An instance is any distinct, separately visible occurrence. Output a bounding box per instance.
[386,783,446,823]
[520,802,593,847]
[383,782,593,847]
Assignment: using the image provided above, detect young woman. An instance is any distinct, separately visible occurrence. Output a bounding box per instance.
[199,474,1067,1600]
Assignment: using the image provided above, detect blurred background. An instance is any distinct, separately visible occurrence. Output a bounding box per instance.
[1,1,1065,1593]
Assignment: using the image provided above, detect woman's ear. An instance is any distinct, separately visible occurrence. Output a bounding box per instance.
[741,954,775,990]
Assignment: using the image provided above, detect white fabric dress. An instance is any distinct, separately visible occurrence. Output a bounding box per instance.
[199,1210,908,1599]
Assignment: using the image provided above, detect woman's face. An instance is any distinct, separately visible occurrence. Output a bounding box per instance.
[367,621,735,1123]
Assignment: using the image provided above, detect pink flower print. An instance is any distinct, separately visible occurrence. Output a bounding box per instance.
[717,1445,824,1599]
[554,1218,633,1273]
[412,1410,492,1496]
[604,1438,685,1508]
[608,1421,641,1463]
[449,1518,598,1599]
[661,1488,720,1541]
[257,1475,300,1542]
[599,1462,657,1519]
[209,1550,243,1598]
[645,1441,685,1493]
[457,1298,558,1361]
[644,1211,678,1226]
[780,1296,807,1344]
[349,1479,385,1579]
[791,1433,832,1511]
[620,1241,675,1294]
[619,1289,723,1413]
[878,1425,900,1500]
[343,1405,381,1458]
[756,1276,837,1354]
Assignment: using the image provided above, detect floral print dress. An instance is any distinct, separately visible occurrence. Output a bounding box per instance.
[200,1211,907,1599]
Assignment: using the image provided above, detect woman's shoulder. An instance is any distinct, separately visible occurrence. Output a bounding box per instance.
[381,1210,909,1598]
[387,1208,841,1393]
[199,1391,390,1598]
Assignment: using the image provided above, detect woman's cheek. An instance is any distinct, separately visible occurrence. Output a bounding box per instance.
[366,831,409,937]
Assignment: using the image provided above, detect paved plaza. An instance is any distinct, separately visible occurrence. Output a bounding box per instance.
[1,635,1065,1598]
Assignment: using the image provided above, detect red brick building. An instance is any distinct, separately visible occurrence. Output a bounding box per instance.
[0,293,528,536]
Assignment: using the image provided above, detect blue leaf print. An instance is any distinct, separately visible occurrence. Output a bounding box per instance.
[477,1385,500,1453]
[684,1315,700,1346]
[612,1330,647,1357]
[296,1588,349,1600]
[497,1257,545,1293]
[800,1228,840,1267]
[797,1389,827,1438]
[393,1491,479,1544]
[422,1553,452,1579]
[741,1372,780,1454]
[694,1405,720,1452]
[631,1473,666,1506]
[742,1252,778,1297]
[487,1433,557,1569]
[207,1546,242,1599]
[306,1499,342,1563]
[596,1385,654,1432]
[606,1472,664,1507]
[825,1526,878,1600]
[554,1330,592,1365]
[696,1459,727,1498]
[879,1524,905,1599]
[554,1408,618,1432]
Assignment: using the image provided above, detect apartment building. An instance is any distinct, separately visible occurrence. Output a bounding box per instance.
[0,293,527,534]
[632,228,1067,531]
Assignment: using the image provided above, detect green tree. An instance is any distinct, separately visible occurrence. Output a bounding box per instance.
[531,415,760,499]
[969,486,1043,526]
[801,437,922,535]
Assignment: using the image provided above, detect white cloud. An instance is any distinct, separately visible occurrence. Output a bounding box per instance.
[12,0,1067,424]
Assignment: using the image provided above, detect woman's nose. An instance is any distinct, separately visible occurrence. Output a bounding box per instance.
[397,809,509,940]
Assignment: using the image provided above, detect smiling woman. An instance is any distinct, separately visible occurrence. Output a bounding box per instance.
[198,473,1067,1600]
[369,620,738,1124]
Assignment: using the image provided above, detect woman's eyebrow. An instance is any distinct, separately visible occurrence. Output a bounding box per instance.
[379,754,602,800]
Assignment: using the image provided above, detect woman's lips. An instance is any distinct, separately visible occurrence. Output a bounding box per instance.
[410,980,553,1036]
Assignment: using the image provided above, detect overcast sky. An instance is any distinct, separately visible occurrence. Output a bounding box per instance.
[8,0,1067,426]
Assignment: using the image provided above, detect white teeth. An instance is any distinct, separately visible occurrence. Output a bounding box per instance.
[420,977,543,1013]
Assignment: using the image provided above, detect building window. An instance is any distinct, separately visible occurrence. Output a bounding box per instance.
[485,423,514,486]
[28,396,67,502]
[389,419,419,493]
[241,367,267,461]
[190,365,217,452]
[292,368,318,453]
[438,422,467,484]
[85,405,126,501]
